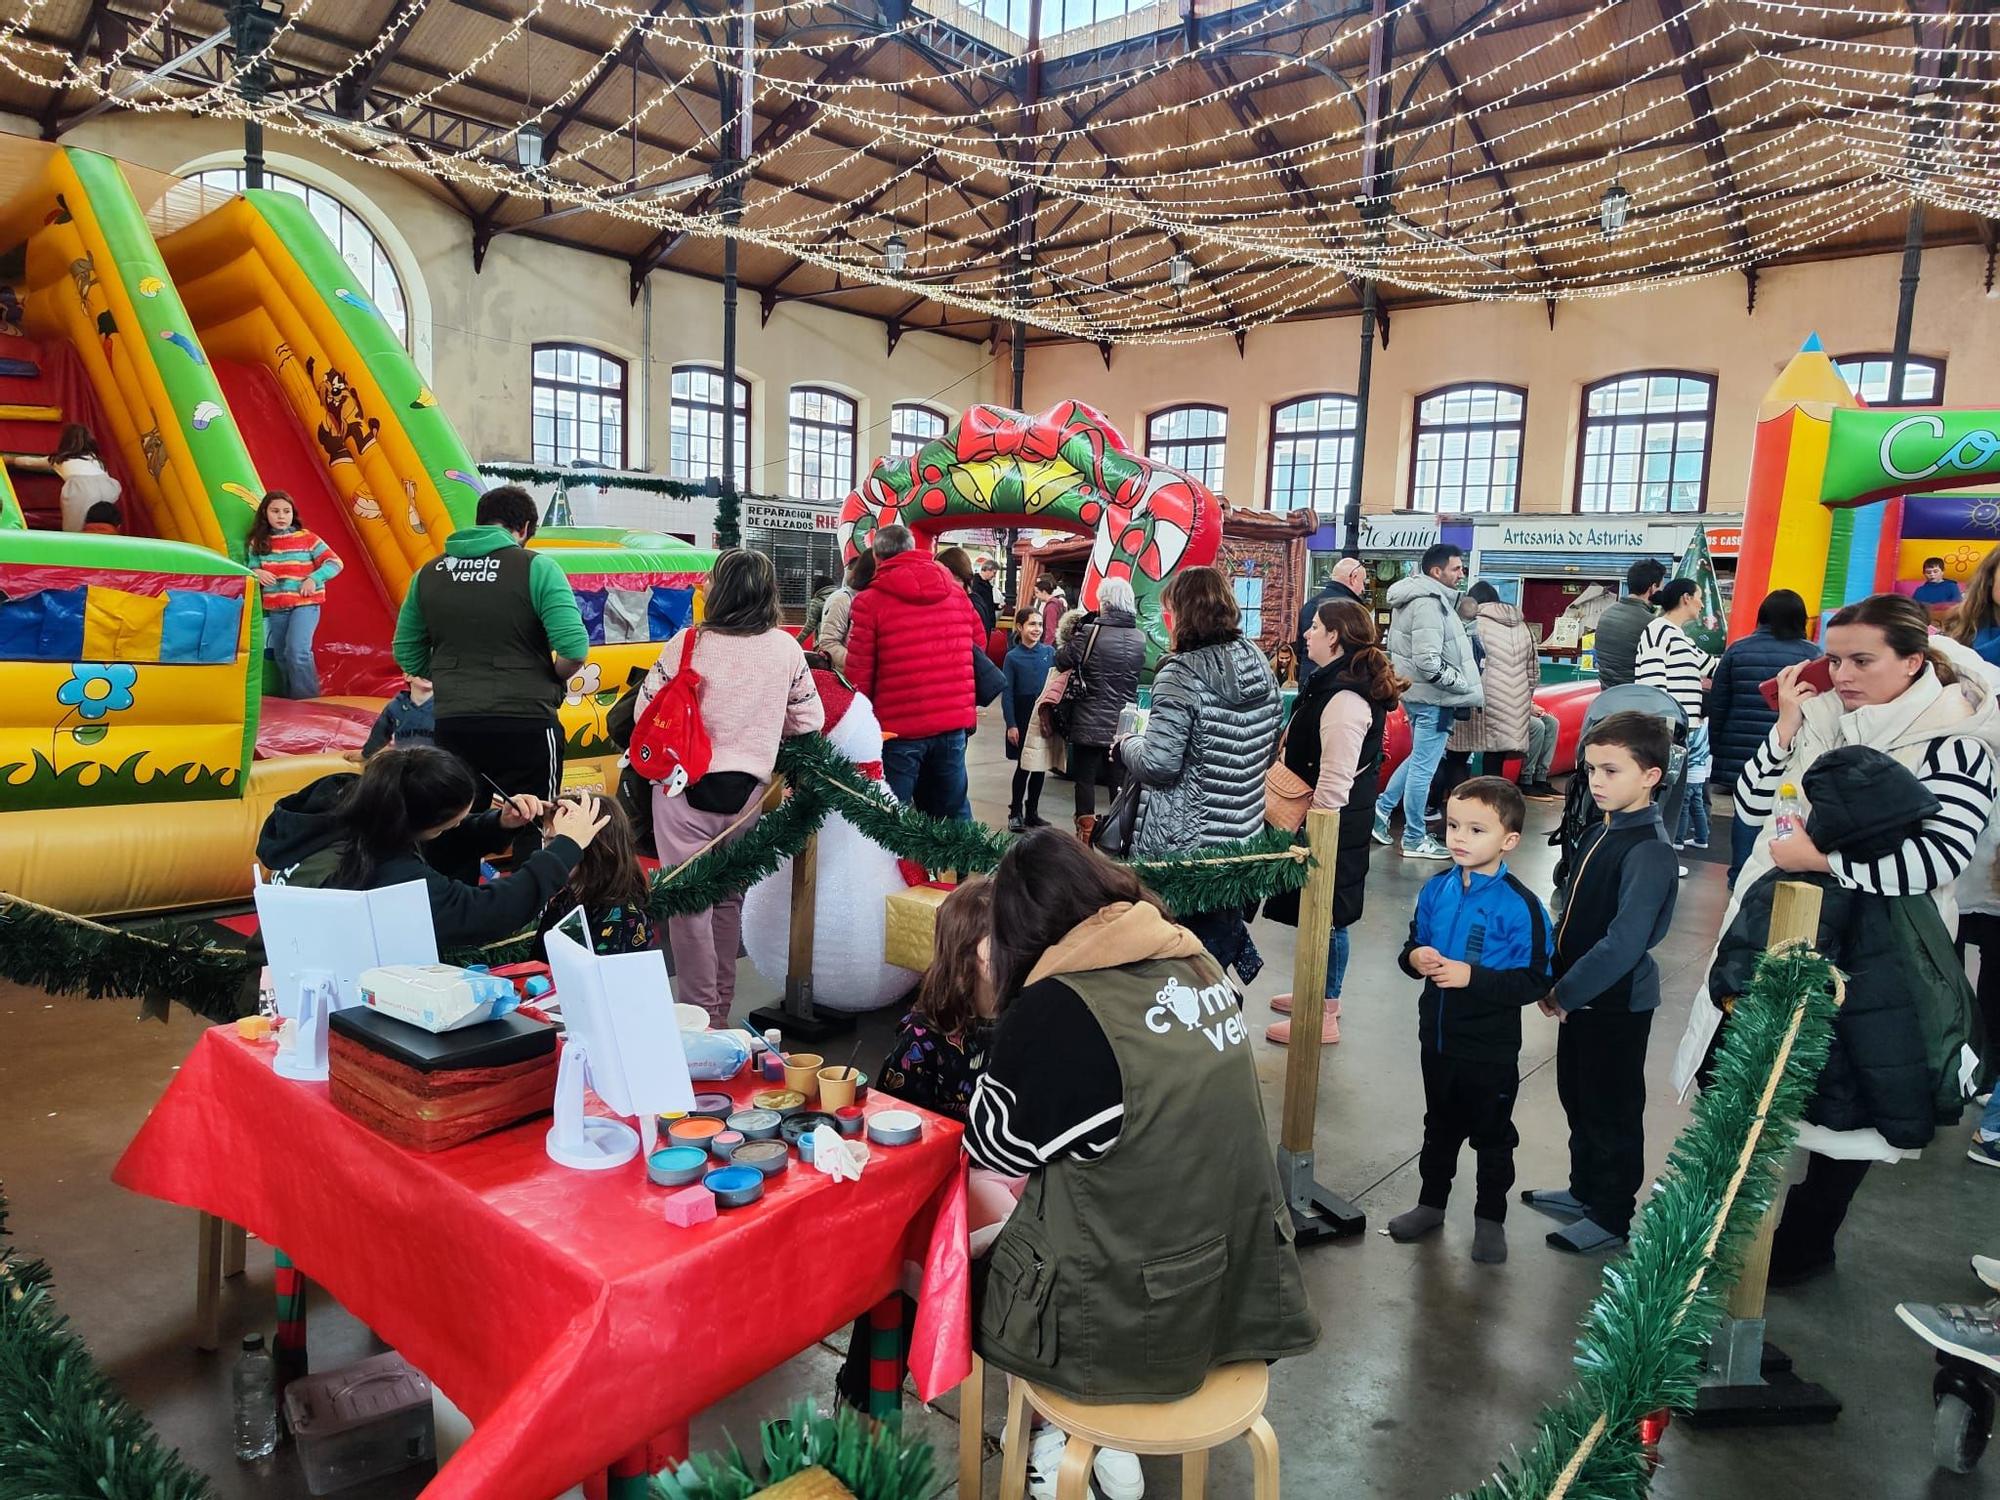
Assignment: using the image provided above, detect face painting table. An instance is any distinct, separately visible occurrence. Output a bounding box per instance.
[114,1028,970,1500]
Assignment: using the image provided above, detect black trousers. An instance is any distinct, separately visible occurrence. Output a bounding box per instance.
[1555,1006,1654,1235]
[429,717,563,884]
[1009,767,1045,819]
[1417,1050,1520,1222]
[1771,1153,1873,1274]
[1069,743,1115,818]
[1959,912,2000,1091]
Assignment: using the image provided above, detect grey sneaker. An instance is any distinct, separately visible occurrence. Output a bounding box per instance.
[1404,836,1454,860]
[1974,1254,2000,1294]
[1896,1300,2000,1376]
[1372,807,1393,845]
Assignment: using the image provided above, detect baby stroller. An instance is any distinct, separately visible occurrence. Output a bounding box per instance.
[1549,682,1690,901]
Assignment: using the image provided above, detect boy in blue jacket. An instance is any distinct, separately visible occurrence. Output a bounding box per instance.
[1392,777,1553,1264]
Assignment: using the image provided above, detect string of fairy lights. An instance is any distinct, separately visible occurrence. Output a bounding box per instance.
[1,0,1997,343]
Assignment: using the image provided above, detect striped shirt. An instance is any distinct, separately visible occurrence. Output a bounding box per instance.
[1636,616,1714,724]
[1736,727,1995,895]
[963,977,1125,1174]
[250,527,342,611]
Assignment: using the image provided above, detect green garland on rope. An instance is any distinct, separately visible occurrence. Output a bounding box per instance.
[480,462,780,507]
[652,1402,934,1500]
[0,1189,215,1500]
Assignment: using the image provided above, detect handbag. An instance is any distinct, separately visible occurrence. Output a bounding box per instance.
[1091,774,1143,858]
[1048,623,1098,741]
[1263,720,1313,833]
[972,643,1006,707]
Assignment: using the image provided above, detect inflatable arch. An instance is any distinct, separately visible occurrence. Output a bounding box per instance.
[1734,334,2000,639]
[835,400,1224,666]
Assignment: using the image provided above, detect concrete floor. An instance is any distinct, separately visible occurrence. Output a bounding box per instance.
[3,708,1996,1499]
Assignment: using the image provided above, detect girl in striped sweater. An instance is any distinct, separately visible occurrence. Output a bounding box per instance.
[249,490,342,699]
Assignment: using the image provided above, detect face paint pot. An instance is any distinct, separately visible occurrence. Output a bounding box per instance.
[646,1146,711,1187]
[752,1088,807,1118]
[709,1130,745,1161]
[782,1112,840,1155]
[727,1108,783,1141]
[732,1138,791,1178]
[867,1109,924,1148]
[667,1116,725,1151]
[703,1166,764,1209]
[689,1091,735,1119]
[835,1105,867,1137]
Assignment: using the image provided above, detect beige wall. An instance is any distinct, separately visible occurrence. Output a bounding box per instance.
[37,116,999,495]
[1026,248,1996,522]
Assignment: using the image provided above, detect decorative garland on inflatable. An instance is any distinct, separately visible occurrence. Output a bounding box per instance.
[837,401,1224,665]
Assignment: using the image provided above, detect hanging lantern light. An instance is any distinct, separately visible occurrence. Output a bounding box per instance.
[516,121,545,171]
[1168,251,1193,290]
[884,233,909,274]
[1599,179,1631,238]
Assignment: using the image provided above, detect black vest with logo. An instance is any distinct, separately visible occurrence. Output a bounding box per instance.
[413,544,563,722]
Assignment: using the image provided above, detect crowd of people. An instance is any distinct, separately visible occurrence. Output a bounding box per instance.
[239,498,2000,1496]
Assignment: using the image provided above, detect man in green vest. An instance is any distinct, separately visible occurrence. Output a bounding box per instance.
[393,484,590,880]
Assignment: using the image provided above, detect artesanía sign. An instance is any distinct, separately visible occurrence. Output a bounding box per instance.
[1358,515,1440,552]
[1485,519,1654,552]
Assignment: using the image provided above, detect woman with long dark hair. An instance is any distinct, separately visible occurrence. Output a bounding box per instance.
[1942,543,2000,668]
[290,744,610,949]
[1264,598,1407,1046]
[633,549,824,1022]
[965,831,1318,1494]
[1706,587,1819,885]
[12,422,122,531]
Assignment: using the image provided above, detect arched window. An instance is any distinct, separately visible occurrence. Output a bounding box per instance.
[1575,371,1716,515]
[669,365,750,482]
[1146,404,1227,491]
[789,386,858,501]
[889,402,949,460]
[184,168,408,347]
[1268,395,1357,513]
[531,344,627,468]
[1411,384,1525,514]
[1833,353,1945,408]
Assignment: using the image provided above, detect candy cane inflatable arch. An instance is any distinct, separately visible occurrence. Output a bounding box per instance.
[836,400,1224,666]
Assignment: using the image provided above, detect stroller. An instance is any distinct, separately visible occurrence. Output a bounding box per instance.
[1549,682,1690,902]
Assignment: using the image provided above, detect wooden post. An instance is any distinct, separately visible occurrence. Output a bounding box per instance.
[1273,809,1365,1240]
[223,1221,247,1279]
[194,1211,223,1352]
[785,831,819,1018]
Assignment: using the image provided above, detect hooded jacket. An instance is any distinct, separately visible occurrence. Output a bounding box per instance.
[1053,604,1146,747]
[1591,595,1656,688]
[1449,600,1539,753]
[844,551,989,740]
[1120,636,1282,857]
[1708,748,1977,1148]
[1385,574,1483,709]
[1705,626,1821,790]
[256,772,354,880]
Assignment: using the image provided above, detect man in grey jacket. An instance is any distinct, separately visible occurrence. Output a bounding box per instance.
[1591,558,1667,688]
[1373,543,1483,859]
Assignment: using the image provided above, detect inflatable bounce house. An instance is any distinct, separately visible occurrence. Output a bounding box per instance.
[1733,334,2000,636]
[0,144,712,915]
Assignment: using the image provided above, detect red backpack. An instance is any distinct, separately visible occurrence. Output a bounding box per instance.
[628,629,713,796]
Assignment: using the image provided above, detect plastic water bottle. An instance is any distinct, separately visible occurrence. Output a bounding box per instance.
[232,1334,278,1461]
[1771,783,1804,841]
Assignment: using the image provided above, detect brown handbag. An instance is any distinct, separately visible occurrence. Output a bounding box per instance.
[1263,722,1313,832]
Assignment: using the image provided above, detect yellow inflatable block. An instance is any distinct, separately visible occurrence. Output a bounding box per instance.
[82,586,168,660]
[3,660,246,730]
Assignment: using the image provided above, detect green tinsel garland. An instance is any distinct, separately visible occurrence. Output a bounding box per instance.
[480,462,779,507]
[653,1402,934,1500]
[0,1189,215,1500]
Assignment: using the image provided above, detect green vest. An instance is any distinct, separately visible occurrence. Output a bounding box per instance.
[975,957,1320,1402]
[413,544,563,722]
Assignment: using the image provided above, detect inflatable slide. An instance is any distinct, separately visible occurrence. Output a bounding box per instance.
[0,143,710,914]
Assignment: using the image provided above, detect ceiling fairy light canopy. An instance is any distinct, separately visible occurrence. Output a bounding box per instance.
[0,0,1993,347]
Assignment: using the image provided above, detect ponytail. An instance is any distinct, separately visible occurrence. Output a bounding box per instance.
[1928,647,1960,688]
[329,746,478,889]
[1827,592,1957,686]
[1316,598,1409,704]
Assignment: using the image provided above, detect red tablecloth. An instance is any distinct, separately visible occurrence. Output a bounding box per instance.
[115,1029,969,1500]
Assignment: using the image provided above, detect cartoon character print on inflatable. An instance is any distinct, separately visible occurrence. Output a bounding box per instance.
[835,400,1224,667]
[741,670,914,1012]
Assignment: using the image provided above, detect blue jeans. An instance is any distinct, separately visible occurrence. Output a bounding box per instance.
[1677,724,1712,846]
[1980,1089,2000,1140]
[1326,925,1350,1000]
[881,730,970,821]
[1727,813,1760,887]
[264,604,321,699]
[1377,702,1454,849]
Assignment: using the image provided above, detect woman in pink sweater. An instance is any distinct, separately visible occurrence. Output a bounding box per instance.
[635,549,825,1022]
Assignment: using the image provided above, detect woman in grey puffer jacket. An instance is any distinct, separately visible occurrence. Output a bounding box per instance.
[1118,566,1282,981]
[1055,576,1147,832]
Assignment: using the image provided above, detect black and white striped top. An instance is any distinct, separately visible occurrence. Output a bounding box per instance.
[1636,617,1714,724]
[963,977,1126,1175]
[1736,727,1996,895]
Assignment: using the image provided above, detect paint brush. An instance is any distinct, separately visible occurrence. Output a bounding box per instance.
[834,1037,863,1083]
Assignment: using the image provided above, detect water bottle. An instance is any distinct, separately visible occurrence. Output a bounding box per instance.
[1771,783,1804,841]
[232,1333,278,1461]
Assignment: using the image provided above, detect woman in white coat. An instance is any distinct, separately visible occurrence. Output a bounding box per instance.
[1672,593,2000,1281]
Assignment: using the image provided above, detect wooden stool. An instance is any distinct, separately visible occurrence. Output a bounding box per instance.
[997,1364,1278,1500]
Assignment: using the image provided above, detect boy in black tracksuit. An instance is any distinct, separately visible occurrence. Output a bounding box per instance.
[1525,711,1680,1255]
[1391,778,1554,1264]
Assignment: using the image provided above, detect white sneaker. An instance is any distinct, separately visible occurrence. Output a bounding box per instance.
[1093,1448,1146,1500]
[1404,836,1454,860]
[1027,1428,1098,1500]
[1974,1253,2000,1295]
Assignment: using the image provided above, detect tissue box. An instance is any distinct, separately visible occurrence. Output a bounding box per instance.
[359,965,518,1034]
[884,884,954,972]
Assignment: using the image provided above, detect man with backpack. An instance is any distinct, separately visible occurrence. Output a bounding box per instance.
[393,484,590,879]
[1373,542,1483,860]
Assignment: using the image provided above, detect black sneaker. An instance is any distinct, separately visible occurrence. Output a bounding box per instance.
[1007,814,1024,833]
[1025,814,1051,828]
